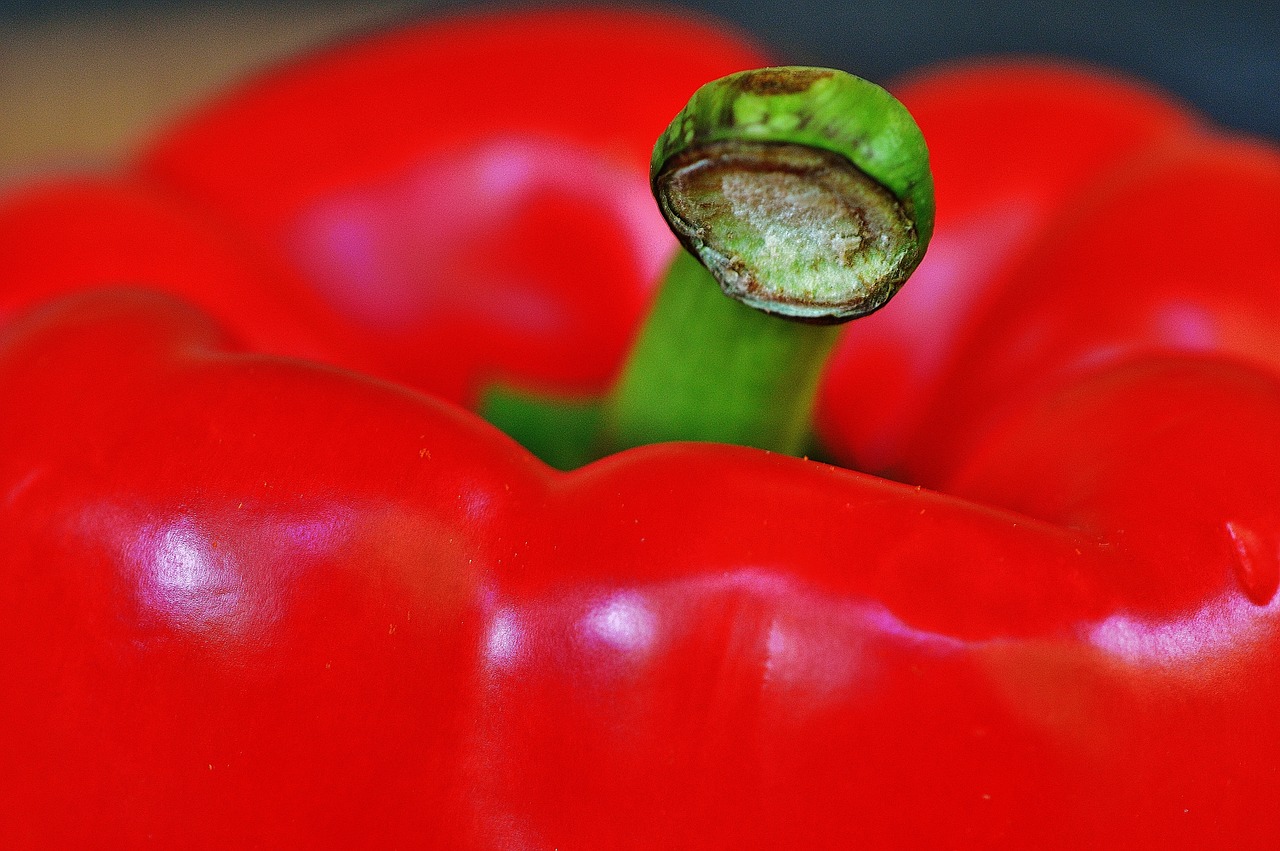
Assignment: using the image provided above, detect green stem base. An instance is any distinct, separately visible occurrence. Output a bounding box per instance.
[482,251,840,469]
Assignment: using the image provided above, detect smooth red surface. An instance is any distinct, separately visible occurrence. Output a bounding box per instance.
[1,9,770,404]
[0,177,335,359]
[2,8,1280,849]
[6,290,1280,849]
[136,7,772,404]
[816,61,1199,473]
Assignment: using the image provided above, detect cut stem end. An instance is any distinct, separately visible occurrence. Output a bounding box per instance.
[655,140,917,323]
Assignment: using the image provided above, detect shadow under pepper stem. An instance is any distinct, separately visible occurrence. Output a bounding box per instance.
[482,66,933,468]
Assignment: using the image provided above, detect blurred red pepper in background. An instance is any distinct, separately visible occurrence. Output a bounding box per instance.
[1,8,770,403]
[3,6,1280,849]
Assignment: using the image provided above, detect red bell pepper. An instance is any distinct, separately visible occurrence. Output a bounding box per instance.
[3,7,1280,849]
[0,8,772,405]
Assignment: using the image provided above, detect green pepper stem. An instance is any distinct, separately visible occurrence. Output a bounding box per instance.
[651,66,933,321]
[481,251,838,467]
[483,66,933,469]
[599,249,840,456]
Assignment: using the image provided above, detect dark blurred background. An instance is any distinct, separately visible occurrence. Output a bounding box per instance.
[2,0,1276,173]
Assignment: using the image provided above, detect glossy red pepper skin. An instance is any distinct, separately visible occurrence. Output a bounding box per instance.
[3,8,1280,849]
[816,61,1200,473]
[5,287,1280,849]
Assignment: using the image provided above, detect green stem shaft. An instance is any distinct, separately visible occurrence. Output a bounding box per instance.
[599,250,838,456]
[481,250,838,468]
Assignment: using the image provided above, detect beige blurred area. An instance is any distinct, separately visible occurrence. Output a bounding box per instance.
[1,2,417,175]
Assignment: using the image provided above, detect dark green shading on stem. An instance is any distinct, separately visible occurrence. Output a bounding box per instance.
[482,389,604,471]
[484,66,933,470]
